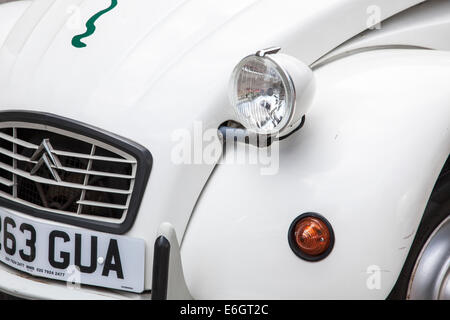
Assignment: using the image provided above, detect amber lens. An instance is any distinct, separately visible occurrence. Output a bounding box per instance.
[294,217,331,256]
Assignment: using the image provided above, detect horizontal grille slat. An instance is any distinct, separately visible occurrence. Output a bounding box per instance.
[54,166,136,179]
[0,146,31,162]
[52,150,136,164]
[76,200,128,210]
[0,121,138,222]
[0,176,14,187]
[0,132,38,149]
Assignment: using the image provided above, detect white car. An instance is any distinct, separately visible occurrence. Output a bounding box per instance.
[0,0,448,300]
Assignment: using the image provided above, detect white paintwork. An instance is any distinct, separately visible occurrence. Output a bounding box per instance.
[0,1,31,47]
[182,49,450,299]
[0,0,449,299]
[315,0,450,66]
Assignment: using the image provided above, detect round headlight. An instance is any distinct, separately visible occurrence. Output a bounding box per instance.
[229,55,294,134]
[229,48,315,136]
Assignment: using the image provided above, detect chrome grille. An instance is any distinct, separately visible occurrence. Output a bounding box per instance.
[0,122,137,223]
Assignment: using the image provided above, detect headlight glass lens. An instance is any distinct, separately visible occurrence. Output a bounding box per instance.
[229,56,294,134]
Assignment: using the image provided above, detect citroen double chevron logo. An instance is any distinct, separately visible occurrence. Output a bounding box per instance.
[30,139,62,182]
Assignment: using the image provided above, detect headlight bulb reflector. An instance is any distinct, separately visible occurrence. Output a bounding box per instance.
[229,55,294,135]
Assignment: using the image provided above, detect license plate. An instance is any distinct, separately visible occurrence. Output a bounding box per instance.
[0,208,145,293]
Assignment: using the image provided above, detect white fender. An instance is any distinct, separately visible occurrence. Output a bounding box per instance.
[181,49,450,299]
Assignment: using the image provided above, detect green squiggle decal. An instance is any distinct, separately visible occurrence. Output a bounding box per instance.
[72,0,118,48]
